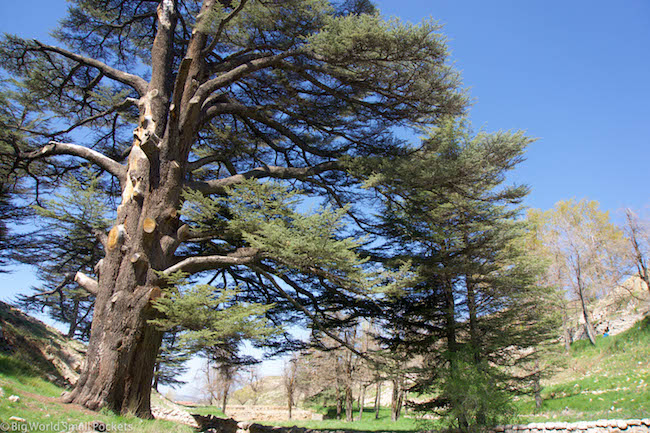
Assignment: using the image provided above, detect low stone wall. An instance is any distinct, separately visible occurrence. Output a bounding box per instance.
[195,417,650,433]
[495,419,650,433]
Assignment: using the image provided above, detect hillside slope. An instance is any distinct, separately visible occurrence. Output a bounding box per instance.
[0,301,197,428]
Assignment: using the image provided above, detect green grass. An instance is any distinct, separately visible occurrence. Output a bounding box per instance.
[0,354,194,433]
[262,407,428,432]
[515,317,650,422]
[183,405,227,417]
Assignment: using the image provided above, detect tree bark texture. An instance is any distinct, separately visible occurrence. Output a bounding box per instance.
[374,381,381,419]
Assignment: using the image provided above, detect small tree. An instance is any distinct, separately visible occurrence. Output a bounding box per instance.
[283,355,299,420]
[529,200,627,345]
[624,209,650,293]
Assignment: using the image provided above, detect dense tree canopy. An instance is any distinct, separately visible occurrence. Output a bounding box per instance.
[0,0,466,418]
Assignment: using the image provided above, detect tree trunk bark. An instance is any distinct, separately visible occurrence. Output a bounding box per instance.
[444,276,457,366]
[390,378,402,422]
[287,384,293,420]
[335,380,342,420]
[533,359,542,410]
[374,381,381,419]
[62,107,184,416]
[67,298,80,338]
[358,384,366,420]
[345,385,353,422]
[61,291,164,417]
[221,381,230,414]
[153,361,160,392]
[577,279,597,345]
[466,276,480,364]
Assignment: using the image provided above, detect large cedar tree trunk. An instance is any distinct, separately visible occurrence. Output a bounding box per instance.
[61,0,201,417]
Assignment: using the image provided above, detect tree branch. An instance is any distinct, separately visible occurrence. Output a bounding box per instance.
[163,247,260,275]
[23,141,127,182]
[50,98,138,137]
[252,265,371,361]
[186,161,342,195]
[74,272,99,296]
[202,101,341,158]
[190,51,297,111]
[33,41,148,96]
[203,0,250,56]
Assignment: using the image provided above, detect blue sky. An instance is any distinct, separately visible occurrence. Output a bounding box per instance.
[1,0,649,392]
[1,0,647,216]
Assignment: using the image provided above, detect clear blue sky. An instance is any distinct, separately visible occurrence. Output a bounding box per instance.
[1,0,647,217]
[1,0,649,390]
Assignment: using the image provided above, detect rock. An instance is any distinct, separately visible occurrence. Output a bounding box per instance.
[642,420,650,427]
[8,416,26,422]
[629,421,643,426]
[8,395,20,403]
[576,422,589,430]
[597,420,609,428]
[618,421,628,430]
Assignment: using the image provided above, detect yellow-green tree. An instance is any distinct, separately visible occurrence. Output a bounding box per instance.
[528,199,627,346]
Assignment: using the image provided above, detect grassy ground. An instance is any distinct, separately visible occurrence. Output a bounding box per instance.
[262,407,427,432]
[0,354,194,433]
[515,317,650,422]
[182,405,227,417]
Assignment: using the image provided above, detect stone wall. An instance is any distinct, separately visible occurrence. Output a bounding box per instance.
[195,417,650,433]
[495,419,650,433]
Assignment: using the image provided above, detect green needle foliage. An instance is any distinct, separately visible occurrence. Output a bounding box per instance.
[370,119,559,431]
[16,170,112,339]
[151,279,277,354]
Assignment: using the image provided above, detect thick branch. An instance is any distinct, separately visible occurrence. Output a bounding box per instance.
[187,154,225,172]
[24,141,127,182]
[149,0,177,114]
[202,101,341,158]
[190,52,297,110]
[34,41,148,96]
[74,272,99,296]
[163,248,259,275]
[51,98,138,137]
[203,0,250,55]
[187,161,342,195]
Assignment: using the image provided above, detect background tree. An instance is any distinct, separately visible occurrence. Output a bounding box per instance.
[624,209,649,293]
[152,329,190,391]
[370,119,555,431]
[529,199,627,345]
[283,354,300,420]
[16,170,110,339]
[0,0,464,417]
